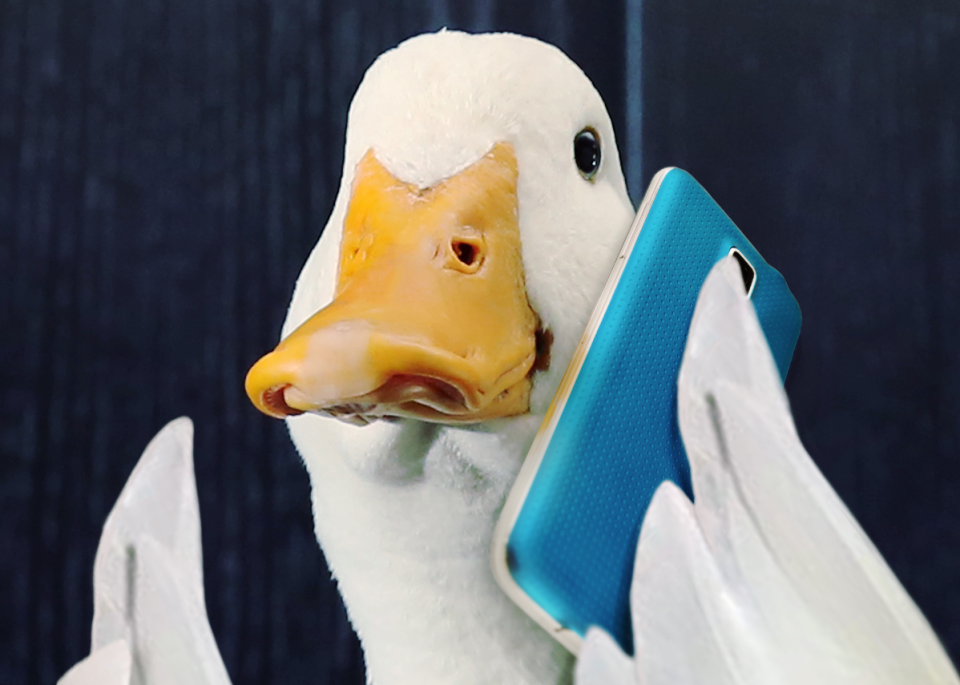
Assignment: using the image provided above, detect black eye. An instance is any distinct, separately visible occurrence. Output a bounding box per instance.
[574,127,601,180]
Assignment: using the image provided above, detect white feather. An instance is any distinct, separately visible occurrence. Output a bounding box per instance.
[58,640,131,685]
[59,418,232,685]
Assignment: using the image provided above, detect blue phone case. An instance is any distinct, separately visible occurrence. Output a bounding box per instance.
[491,168,801,654]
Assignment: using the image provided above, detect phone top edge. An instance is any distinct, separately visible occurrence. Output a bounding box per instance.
[490,167,676,651]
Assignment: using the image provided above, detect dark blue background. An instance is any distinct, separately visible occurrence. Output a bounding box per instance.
[2,0,959,683]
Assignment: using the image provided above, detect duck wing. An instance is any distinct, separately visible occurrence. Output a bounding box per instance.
[59,418,232,685]
[577,258,959,685]
[58,640,131,685]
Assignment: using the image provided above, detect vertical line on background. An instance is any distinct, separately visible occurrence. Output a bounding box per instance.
[89,0,124,579]
[470,0,494,33]
[138,0,162,434]
[548,0,568,50]
[53,0,95,665]
[214,0,245,670]
[0,0,25,331]
[428,0,451,31]
[4,1,31,679]
[248,0,275,678]
[22,0,67,678]
[625,0,643,202]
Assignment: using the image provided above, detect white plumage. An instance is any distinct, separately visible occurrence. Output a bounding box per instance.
[282,31,635,685]
[58,418,231,685]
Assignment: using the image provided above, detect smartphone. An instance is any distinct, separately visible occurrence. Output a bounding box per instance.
[491,168,801,655]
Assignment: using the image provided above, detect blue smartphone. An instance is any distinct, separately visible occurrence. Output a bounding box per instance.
[491,168,801,654]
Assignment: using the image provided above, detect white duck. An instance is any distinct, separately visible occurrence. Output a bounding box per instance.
[56,27,960,685]
[245,31,635,685]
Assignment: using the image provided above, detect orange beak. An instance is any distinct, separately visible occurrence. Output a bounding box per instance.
[245,143,541,425]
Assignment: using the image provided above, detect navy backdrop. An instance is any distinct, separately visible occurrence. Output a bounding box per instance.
[2,0,960,683]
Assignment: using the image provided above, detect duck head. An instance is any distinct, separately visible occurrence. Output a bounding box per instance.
[245,31,635,429]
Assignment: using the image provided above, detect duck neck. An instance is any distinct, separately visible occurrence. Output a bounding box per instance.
[297,417,573,685]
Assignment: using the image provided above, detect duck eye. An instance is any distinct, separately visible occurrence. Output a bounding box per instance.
[574,127,601,180]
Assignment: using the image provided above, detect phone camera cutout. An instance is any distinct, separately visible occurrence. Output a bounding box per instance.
[729,248,756,298]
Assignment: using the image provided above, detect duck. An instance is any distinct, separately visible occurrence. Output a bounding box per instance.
[244,31,636,685]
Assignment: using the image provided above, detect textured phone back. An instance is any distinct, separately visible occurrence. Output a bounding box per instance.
[502,169,801,653]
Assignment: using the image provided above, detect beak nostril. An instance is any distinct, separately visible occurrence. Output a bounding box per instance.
[452,240,480,267]
[262,384,304,418]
